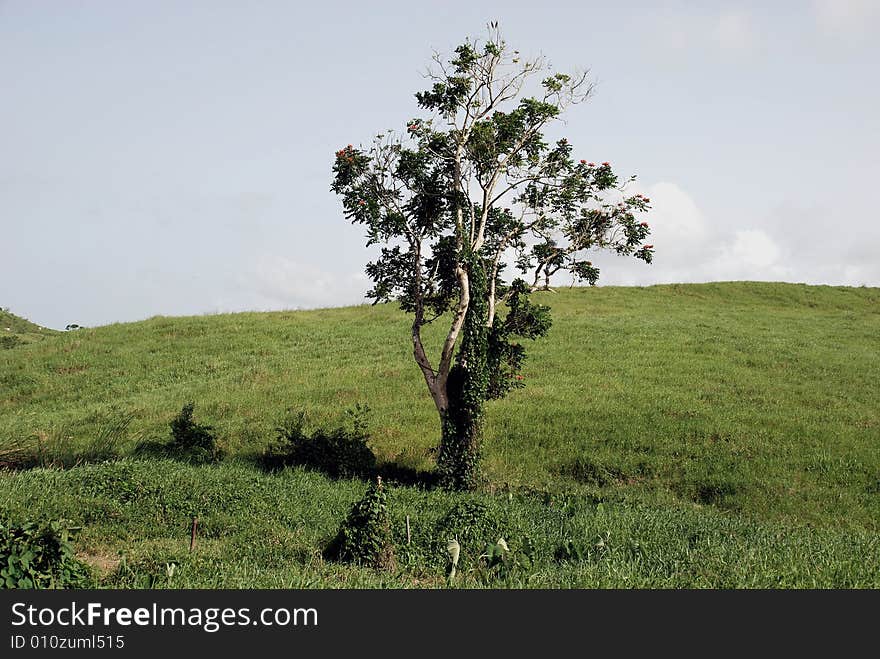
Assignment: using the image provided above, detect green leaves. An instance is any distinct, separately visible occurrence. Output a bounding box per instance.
[486,279,551,399]
[415,76,473,116]
[327,478,395,570]
[261,407,376,480]
[168,402,222,464]
[437,256,490,490]
[0,516,91,589]
[542,73,569,92]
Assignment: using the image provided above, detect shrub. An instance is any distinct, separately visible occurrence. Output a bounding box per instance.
[262,405,375,479]
[0,516,91,589]
[169,403,222,464]
[325,477,395,570]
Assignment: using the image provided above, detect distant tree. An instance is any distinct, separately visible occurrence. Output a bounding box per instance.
[332,26,654,489]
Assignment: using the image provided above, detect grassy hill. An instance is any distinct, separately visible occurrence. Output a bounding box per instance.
[0,307,56,349]
[1,282,879,587]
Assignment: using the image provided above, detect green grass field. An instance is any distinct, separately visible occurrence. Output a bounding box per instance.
[1,282,879,587]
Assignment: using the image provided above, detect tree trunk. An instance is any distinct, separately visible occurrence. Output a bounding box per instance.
[436,256,488,490]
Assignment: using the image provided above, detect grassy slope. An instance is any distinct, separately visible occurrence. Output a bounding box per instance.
[1,282,879,587]
[0,308,56,348]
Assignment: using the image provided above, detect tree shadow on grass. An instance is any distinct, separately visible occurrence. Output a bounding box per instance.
[130,438,222,465]
[244,446,440,489]
[0,435,120,472]
[376,461,440,490]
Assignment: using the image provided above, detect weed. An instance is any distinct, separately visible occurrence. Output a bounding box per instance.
[0,516,91,588]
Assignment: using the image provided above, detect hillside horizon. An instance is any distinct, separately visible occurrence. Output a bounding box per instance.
[5,280,878,332]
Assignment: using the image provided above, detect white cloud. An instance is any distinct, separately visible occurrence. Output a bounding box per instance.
[584,182,879,288]
[229,255,368,311]
[632,181,707,257]
[707,229,790,280]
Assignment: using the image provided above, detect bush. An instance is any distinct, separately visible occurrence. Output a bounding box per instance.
[169,403,222,464]
[0,516,91,589]
[262,405,375,479]
[325,477,395,570]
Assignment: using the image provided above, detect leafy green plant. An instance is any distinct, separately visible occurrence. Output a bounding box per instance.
[169,403,222,464]
[262,405,375,479]
[474,535,537,585]
[0,516,91,589]
[325,477,395,570]
[446,538,461,583]
[432,500,505,570]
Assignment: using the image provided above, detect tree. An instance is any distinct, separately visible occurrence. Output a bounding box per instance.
[331,27,654,490]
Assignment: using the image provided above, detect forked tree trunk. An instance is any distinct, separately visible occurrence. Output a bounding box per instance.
[436,258,489,490]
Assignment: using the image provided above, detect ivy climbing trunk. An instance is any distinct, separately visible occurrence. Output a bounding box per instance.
[437,257,489,490]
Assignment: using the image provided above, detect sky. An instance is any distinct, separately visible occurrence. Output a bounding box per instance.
[2,0,879,329]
